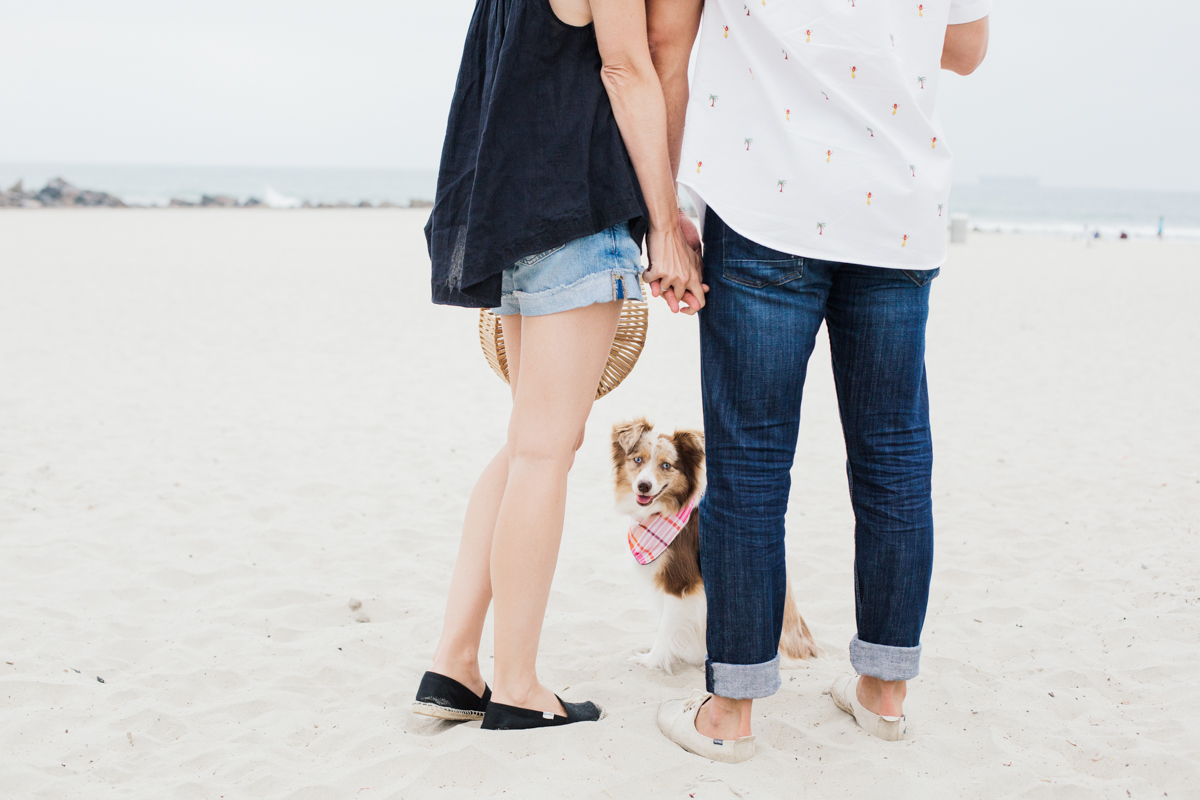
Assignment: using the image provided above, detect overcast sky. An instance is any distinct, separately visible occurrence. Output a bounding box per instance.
[1,0,1196,191]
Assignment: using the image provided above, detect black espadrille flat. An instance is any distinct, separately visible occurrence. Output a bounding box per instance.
[480,696,605,730]
[411,671,491,721]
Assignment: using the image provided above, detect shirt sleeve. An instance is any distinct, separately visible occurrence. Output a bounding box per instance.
[948,0,991,24]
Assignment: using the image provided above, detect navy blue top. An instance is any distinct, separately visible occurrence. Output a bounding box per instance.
[425,0,649,309]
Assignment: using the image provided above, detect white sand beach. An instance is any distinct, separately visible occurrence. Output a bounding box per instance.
[1,209,1197,799]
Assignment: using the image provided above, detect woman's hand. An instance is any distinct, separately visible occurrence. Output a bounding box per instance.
[645,223,707,315]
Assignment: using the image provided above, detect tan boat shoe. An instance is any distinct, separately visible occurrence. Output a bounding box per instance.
[658,691,756,763]
[830,675,907,741]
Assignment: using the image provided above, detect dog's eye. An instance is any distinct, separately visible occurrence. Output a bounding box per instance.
[633,457,642,464]
[660,462,672,471]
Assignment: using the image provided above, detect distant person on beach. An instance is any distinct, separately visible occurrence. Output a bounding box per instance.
[648,0,991,761]
[416,0,704,730]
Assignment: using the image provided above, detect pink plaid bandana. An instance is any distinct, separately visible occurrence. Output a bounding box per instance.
[628,497,698,565]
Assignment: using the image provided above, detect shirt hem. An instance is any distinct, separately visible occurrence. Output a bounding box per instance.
[679,180,948,272]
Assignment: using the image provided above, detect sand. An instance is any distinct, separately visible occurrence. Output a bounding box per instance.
[1,208,1197,799]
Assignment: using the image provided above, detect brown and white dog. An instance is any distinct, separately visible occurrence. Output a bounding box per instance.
[612,418,821,674]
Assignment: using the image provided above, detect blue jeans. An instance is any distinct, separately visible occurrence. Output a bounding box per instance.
[699,210,938,699]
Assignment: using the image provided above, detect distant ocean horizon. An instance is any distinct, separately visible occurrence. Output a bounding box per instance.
[3,163,1198,240]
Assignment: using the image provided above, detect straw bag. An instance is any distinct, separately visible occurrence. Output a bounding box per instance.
[478,278,649,400]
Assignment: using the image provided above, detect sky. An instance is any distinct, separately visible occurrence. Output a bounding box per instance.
[1,0,1197,192]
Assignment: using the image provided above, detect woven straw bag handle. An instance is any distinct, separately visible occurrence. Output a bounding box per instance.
[478,278,649,400]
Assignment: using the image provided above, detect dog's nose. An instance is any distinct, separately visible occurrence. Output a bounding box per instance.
[637,481,652,495]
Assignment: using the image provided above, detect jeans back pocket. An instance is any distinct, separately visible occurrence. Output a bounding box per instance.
[515,243,566,268]
[721,227,804,289]
[900,267,941,287]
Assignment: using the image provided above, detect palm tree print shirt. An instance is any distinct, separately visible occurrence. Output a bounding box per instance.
[680,0,991,268]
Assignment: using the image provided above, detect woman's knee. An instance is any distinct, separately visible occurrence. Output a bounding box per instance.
[506,431,580,473]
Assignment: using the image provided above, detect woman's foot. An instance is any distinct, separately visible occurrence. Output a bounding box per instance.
[429,654,487,699]
[481,696,605,730]
[412,671,491,721]
[490,681,568,718]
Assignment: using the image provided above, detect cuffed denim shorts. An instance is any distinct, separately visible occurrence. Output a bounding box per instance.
[493,222,644,316]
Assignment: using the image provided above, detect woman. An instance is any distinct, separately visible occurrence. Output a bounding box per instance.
[415,0,705,730]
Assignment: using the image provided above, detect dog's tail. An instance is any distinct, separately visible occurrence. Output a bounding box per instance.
[780,575,822,660]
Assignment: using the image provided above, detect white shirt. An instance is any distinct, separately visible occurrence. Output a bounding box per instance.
[680,0,991,269]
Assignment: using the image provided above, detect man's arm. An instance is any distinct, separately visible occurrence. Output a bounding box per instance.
[941,16,989,75]
[647,0,703,181]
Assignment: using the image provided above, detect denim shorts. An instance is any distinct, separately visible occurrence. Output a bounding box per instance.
[493,222,644,316]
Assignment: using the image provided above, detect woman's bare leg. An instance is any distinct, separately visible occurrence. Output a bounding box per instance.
[490,301,622,715]
[428,316,525,695]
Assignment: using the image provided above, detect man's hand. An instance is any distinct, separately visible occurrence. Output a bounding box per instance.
[678,208,701,252]
[644,224,707,315]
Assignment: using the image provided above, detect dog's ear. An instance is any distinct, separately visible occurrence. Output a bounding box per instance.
[612,418,652,461]
[671,429,706,492]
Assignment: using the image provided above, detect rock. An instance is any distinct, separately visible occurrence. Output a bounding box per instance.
[408,199,434,208]
[0,188,45,208]
[16,178,126,208]
[7,179,23,193]
[378,200,399,208]
[168,198,196,207]
[358,200,373,208]
[75,189,125,208]
[36,177,81,206]
[301,201,314,209]
[348,598,362,610]
[200,194,238,208]
[353,612,370,623]
[242,197,264,208]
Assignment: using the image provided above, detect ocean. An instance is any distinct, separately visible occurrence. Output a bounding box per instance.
[2,164,1197,240]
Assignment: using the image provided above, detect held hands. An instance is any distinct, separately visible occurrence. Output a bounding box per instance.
[644,212,708,315]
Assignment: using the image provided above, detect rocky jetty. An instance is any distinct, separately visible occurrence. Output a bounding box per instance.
[0,177,434,210]
[1,178,126,208]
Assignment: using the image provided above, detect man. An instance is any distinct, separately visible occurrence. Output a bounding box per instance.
[646,0,990,762]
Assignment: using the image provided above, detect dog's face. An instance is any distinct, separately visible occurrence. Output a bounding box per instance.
[612,418,705,518]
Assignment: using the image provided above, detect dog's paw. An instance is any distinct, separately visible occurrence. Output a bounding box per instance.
[630,650,677,675]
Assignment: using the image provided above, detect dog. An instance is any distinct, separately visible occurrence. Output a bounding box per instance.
[612,418,820,674]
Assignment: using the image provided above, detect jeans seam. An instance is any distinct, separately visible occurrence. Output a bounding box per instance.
[847,459,860,633]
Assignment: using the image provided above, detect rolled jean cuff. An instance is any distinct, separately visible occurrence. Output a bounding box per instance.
[848,634,921,681]
[705,655,781,699]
